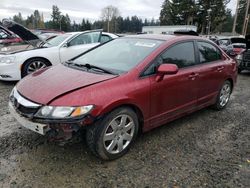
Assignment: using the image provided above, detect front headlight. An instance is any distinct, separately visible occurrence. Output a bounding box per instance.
[35,105,94,119]
[0,56,16,64]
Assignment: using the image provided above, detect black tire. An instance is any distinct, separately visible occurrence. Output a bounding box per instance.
[212,80,232,110]
[21,58,51,78]
[86,107,139,160]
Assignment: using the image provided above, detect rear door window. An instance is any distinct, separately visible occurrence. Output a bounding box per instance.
[100,35,112,43]
[198,41,222,63]
[69,31,101,46]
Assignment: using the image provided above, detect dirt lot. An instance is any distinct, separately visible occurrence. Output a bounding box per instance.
[0,74,249,188]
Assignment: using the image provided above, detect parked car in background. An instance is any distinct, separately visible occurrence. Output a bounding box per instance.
[215,37,246,57]
[0,19,118,81]
[0,26,22,44]
[9,34,237,160]
[38,33,61,41]
[31,29,64,35]
[236,35,250,73]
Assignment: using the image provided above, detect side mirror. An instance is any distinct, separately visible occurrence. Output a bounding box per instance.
[156,64,178,82]
[63,42,70,47]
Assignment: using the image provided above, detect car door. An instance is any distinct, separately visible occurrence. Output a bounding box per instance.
[59,31,102,62]
[146,41,199,128]
[195,41,227,106]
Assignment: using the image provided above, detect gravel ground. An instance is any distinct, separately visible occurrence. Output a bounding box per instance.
[0,74,249,188]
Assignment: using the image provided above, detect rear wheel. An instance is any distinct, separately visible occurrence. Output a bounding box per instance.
[22,58,50,78]
[86,107,139,160]
[213,80,232,110]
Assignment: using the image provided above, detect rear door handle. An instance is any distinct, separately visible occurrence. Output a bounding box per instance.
[217,66,225,72]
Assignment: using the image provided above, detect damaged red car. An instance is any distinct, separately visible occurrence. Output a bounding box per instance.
[9,34,237,160]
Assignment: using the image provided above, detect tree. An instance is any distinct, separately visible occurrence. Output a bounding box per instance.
[196,0,231,34]
[51,5,61,29]
[160,0,196,25]
[13,12,24,25]
[60,14,71,31]
[101,5,120,32]
[221,9,234,32]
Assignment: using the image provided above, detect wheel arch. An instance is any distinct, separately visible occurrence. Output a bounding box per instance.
[99,102,145,134]
[225,77,234,93]
[21,57,52,78]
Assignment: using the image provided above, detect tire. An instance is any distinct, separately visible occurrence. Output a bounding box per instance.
[86,107,139,160]
[21,58,50,78]
[212,80,232,110]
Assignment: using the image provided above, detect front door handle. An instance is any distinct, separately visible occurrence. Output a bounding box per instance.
[188,73,199,80]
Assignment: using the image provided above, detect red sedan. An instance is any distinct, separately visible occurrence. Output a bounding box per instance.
[9,34,237,160]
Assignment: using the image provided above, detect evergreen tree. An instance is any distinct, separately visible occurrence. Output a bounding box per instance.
[160,0,196,25]
[13,12,24,25]
[51,5,61,29]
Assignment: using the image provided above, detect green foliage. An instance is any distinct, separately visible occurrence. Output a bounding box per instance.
[235,0,250,34]
[160,0,196,25]
[160,0,232,33]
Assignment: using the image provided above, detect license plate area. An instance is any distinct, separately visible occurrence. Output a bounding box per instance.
[9,102,48,135]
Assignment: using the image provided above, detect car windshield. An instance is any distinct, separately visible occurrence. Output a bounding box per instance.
[73,38,163,74]
[43,34,70,47]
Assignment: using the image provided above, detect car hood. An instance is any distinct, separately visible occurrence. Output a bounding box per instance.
[16,64,117,105]
[2,19,42,47]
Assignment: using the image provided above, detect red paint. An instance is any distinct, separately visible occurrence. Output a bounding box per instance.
[16,35,237,132]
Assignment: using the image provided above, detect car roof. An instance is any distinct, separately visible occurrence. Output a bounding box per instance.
[124,34,202,41]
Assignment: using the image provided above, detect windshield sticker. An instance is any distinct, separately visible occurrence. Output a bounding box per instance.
[135,42,156,48]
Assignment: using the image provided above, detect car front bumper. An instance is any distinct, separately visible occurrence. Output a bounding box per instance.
[9,102,49,135]
[0,62,21,81]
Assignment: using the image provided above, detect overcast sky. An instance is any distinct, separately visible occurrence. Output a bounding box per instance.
[0,0,237,23]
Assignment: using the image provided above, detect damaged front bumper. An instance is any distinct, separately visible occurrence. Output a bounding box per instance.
[9,102,49,135]
[9,101,96,140]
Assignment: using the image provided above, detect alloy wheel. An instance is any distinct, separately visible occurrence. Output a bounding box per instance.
[219,83,231,107]
[103,114,135,154]
[27,61,47,74]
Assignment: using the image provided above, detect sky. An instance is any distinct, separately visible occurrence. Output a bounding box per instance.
[0,0,237,23]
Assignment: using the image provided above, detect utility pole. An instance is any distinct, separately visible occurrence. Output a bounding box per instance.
[242,0,250,35]
[243,14,250,35]
[232,0,240,35]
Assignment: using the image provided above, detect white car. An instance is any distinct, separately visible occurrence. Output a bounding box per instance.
[0,20,118,81]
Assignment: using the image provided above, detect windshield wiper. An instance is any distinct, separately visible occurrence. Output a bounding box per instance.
[65,61,117,75]
[83,63,117,75]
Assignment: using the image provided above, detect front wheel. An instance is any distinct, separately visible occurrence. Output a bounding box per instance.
[22,58,50,78]
[86,107,139,160]
[213,80,232,110]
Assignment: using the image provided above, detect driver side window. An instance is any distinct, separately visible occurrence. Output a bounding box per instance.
[69,32,100,46]
[142,41,196,76]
